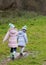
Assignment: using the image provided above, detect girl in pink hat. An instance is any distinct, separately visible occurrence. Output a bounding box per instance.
[3,23,18,60]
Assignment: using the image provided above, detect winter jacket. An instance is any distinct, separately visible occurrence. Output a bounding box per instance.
[3,28,18,48]
[17,31,28,47]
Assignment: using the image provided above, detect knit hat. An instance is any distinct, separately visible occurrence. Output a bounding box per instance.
[9,23,15,28]
[22,25,27,30]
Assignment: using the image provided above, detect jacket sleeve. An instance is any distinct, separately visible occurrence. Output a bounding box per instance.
[3,31,9,42]
[24,33,28,43]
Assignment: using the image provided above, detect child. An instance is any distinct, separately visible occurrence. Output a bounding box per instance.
[3,23,18,60]
[17,25,28,56]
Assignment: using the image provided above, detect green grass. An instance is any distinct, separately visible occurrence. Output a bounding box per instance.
[0,12,46,65]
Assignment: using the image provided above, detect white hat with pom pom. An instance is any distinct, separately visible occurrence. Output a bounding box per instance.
[9,23,15,28]
[22,25,27,30]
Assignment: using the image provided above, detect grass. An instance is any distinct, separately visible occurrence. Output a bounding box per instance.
[0,11,46,65]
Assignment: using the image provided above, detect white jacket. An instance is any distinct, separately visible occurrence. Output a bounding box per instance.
[17,31,28,46]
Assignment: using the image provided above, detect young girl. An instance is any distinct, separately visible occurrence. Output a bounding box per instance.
[17,26,28,56]
[3,23,18,60]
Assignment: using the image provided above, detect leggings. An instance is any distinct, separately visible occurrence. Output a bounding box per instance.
[10,48,17,53]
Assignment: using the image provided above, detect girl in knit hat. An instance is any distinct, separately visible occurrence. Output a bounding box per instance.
[3,23,18,60]
[17,25,28,56]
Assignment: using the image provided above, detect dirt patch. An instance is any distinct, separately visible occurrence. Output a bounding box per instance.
[42,60,46,65]
[0,51,39,65]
